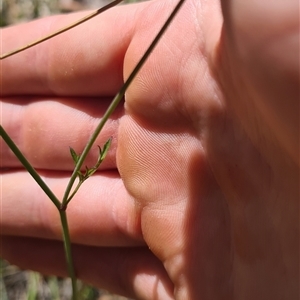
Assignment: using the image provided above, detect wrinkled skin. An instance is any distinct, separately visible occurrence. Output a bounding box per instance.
[1,0,299,299]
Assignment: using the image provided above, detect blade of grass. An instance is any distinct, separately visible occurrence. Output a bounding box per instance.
[47,276,60,300]
[27,272,39,300]
[0,260,9,300]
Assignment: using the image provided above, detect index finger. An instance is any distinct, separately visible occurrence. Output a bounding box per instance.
[0,3,141,96]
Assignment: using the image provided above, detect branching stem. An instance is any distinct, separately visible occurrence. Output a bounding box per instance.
[1,1,187,299]
[62,0,187,207]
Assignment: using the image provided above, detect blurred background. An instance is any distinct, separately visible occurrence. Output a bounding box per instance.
[1,0,140,26]
[1,1,143,299]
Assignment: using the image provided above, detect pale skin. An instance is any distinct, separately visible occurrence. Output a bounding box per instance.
[0,0,299,299]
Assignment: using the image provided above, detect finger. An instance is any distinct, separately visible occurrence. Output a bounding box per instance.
[1,98,124,170]
[1,236,174,300]
[0,2,145,96]
[1,170,143,246]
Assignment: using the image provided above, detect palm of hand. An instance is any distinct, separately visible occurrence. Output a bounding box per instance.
[1,0,298,299]
[118,0,298,299]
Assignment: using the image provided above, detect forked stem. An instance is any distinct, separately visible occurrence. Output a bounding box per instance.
[0,125,61,209]
[1,0,187,299]
[62,0,187,206]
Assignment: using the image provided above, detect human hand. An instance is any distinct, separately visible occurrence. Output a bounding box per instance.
[1,0,298,299]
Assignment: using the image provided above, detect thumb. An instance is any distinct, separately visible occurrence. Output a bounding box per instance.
[220,0,299,164]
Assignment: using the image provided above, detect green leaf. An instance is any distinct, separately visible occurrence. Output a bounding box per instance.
[86,167,97,178]
[96,137,112,167]
[69,147,80,164]
[71,138,112,184]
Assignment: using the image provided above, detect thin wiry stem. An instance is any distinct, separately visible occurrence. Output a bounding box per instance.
[1,1,187,299]
[0,125,61,209]
[62,0,187,207]
[0,0,123,60]
[59,210,77,300]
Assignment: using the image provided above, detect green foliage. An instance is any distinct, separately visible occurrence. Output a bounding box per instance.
[70,138,112,180]
[66,138,112,205]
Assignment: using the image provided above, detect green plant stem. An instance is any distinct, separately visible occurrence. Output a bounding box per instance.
[1,2,186,300]
[59,210,77,300]
[0,0,124,60]
[1,125,77,296]
[62,0,187,207]
[66,180,84,206]
[0,125,61,209]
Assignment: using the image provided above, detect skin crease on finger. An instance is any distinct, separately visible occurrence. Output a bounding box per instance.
[1,0,299,300]
[0,98,124,170]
